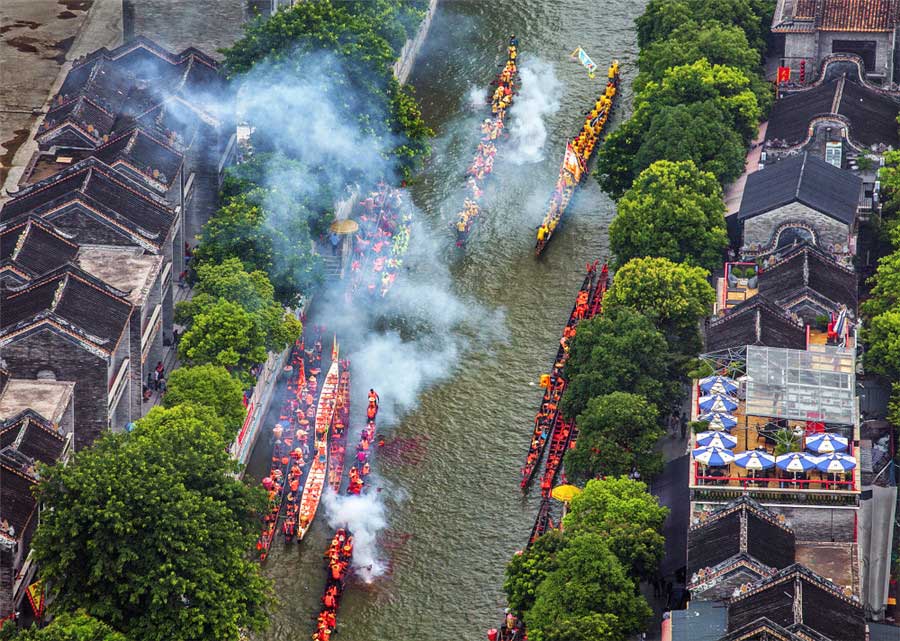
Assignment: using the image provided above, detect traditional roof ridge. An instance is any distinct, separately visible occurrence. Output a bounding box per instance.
[690,495,794,535]
[763,242,856,276]
[709,295,803,330]
[0,408,57,437]
[688,551,777,593]
[4,262,131,303]
[0,314,115,356]
[728,563,861,607]
[718,617,833,641]
[46,94,115,120]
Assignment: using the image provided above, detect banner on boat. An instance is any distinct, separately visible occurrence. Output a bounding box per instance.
[569,46,597,79]
[563,142,586,182]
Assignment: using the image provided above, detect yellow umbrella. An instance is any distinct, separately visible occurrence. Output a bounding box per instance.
[550,484,581,503]
[330,219,359,234]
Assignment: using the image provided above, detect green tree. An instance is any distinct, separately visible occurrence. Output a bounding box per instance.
[162,364,247,440]
[862,250,900,317]
[563,477,669,583]
[604,257,715,346]
[636,23,760,91]
[525,535,651,641]
[566,393,664,483]
[31,406,269,641]
[596,60,760,197]
[179,257,302,353]
[863,308,900,379]
[632,101,748,187]
[177,299,268,375]
[3,612,126,641]
[223,0,432,178]
[504,530,568,614]
[610,160,728,271]
[637,0,774,54]
[561,308,675,419]
[192,194,323,307]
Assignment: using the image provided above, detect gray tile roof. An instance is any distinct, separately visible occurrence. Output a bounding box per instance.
[738,153,862,225]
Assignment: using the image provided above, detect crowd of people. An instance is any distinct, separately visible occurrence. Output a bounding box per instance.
[349,184,412,299]
[535,61,619,251]
[455,36,519,246]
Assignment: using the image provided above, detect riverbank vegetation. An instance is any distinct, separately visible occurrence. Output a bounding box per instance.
[505,478,667,641]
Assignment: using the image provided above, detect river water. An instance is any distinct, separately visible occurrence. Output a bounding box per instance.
[250,0,643,639]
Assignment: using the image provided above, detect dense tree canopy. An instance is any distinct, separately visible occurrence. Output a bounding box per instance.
[504,530,568,614]
[222,0,431,177]
[596,60,760,197]
[561,308,675,419]
[610,160,727,270]
[635,22,760,90]
[31,406,269,641]
[162,364,247,440]
[524,535,651,641]
[563,477,669,583]
[0,613,126,641]
[637,0,775,54]
[566,392,664,483]
[862,251,900,317]
[176,258,301,377]
[863,309,900,379]
[192,194,324,306]
[604,257,715,345]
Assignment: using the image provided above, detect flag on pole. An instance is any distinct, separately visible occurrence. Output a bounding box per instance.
[570,47,598,79]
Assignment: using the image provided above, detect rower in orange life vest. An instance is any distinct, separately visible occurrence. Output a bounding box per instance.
[367,388,379,420]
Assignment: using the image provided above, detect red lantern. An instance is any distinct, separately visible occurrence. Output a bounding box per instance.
[799,59,806,83]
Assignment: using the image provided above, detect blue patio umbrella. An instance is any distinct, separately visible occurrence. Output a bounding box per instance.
[775,452,820,473]
[733,450,776,470]
[805,433,849,454]
[698,412,738,431]
[816,453,857,474]
[698,375,739,395]
[692,446,735,467]
[698,394,739,413]
[696,431,738,449]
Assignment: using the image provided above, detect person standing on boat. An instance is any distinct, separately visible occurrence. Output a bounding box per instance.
[368,389,379,407]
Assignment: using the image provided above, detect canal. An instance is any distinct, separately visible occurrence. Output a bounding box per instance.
[250,0,645,638]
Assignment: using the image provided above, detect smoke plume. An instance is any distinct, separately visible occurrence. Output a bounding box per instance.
[322,488,388,583]
[507,58,562,164]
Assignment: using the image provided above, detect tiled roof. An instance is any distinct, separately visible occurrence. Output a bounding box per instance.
[765,77,900,148]
[0,264,132,350]
[727,564,865,641]
[0,216,79,279]
[820,0,900,30]
[794,0,820,18]
[759,244,858,313]
[738,153,862,225]
[706,296,807,351]
[0,459,37,542]
[0,158,176,244]
[0,410,66,465]
[95,127,183,187]
[41,37,226,148]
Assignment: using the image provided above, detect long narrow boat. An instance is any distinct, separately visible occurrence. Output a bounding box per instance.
[296,339,341,541]
[326,360,351,493]
[534,60,620,256]
[312,397,379,641]
[454,37,519,246]
[538,417,576,498]
[520,263,609,489]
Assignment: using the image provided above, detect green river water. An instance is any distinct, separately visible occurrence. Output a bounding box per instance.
[249,1,645,638]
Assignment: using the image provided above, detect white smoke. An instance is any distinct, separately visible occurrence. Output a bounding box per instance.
[466,84,486,110]
[507,58,562,164]
[224,47,508,583]
[322,488,388,583]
